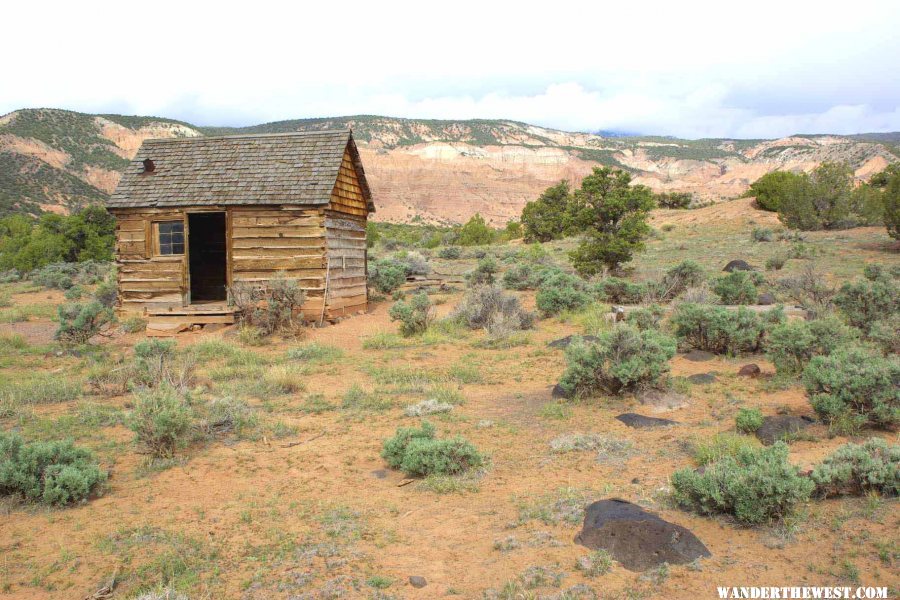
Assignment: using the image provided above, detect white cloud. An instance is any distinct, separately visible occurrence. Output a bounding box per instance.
[1,0,899,138]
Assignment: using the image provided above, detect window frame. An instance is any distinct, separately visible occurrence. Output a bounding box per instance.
[151,220,185,257]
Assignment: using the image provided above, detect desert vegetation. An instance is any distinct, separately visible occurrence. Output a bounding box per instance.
[0,164,898,598]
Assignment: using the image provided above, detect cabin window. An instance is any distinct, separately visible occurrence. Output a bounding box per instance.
[155,221,184,255]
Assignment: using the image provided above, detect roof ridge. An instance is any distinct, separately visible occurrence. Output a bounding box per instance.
[143,129,352,143]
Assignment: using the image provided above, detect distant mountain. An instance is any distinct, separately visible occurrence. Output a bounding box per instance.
[1,108,897,223]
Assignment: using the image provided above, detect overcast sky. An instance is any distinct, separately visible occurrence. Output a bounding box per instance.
[3,0,899,139]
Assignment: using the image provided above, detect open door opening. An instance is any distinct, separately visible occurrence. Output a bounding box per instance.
[188,212,227,303]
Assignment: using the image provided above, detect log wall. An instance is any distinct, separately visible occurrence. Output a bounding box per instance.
[325,147,369,316]
[112,207,188,313]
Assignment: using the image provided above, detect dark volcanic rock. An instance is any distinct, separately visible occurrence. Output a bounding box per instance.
[723,259,754,272]
[552,384,573,399]
[683,349,716,362]
[756,415,815,445]
[575,499,711,571]
[758,292,776,305]
[737,364,762,377]
[616,413,678,429]
[687,373,717,385]
[408,576,427,588]
[548,334,600,349]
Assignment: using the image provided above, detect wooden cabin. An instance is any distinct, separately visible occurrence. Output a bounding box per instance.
[106,130,374,328]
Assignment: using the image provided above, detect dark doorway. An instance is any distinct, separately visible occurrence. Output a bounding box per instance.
[188,212,227,302]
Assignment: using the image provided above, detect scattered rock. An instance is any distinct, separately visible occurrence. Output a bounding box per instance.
[683,349,716,362]
[548,334,600,349]
[756,415,815,446]
[687,373,717,385]
[631,478,640,484]
[723,259,754,272]
[575,499,711,571]
[638,389,689,412]
[408,576,427,588]
[616,413,678,429]
[370,469,388,479]
[552,383,574,399]
[737,364,762,378]
[758,292,776,305]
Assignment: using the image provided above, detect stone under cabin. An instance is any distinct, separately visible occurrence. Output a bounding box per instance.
[106,130,374,332]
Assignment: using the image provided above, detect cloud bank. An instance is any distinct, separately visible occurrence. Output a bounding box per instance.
[2,0,899,139]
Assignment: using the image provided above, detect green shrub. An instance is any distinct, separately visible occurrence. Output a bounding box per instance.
[456,213,497,246]
[692,432,760,466]
[713,271,759,305]
[671,442,814,524]
[93,279,118,308]
[501,263,563,291]
[128,387,195,458]
[381,422,483,476]
[389,292,434,337]
[368,258,408,294]
[656,260,705,300]
[438,246,461,259]
[453,286,533,333]
[121,316,147,333]
[55,301,114,345]
[624,304,664,331]
[765,317,857,375]
[536,272,591,316]
[765,255,788,271]
[558,325,676,397]
[382,422,437,468]
[751,227,774,242]
[868,315,900,355]
[229,276,306,335]
[655,192,692,209]
[0,431,106,505]
[746,171,806,212]
[803,347,900,433]
[735,407,764,433]
[64,284,85,300]
[833,277,899,332]
[465,257,498,286]
[592,277,647,304]
[671,303,783,355]
[399,437,484,476]
[810,438,899,498]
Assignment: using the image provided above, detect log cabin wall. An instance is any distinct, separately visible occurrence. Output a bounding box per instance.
[324,147,369,317]
[229,206,328,316]
[112,207,187,313]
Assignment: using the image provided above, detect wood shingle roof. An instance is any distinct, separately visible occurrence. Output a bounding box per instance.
[107,130,372,210]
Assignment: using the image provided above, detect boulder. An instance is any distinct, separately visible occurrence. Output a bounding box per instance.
[548,335,600,349]
[408,576,427,588]
[552,384,574,399]
[758,292,776,305]
[683,349,716,362]
[723,259,755,272]
[575,499,711,571]
[687,373,717,385]
[737,364,762,377]
[756,415,815,445]
[616,413,678,429]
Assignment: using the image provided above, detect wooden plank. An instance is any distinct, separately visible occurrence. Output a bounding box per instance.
[232,257,325,270]
[232,237,325,249]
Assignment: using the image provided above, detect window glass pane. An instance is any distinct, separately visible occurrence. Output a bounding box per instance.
[157,221,183,255]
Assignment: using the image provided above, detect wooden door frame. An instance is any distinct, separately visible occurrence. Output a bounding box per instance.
[184,208,230,306]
